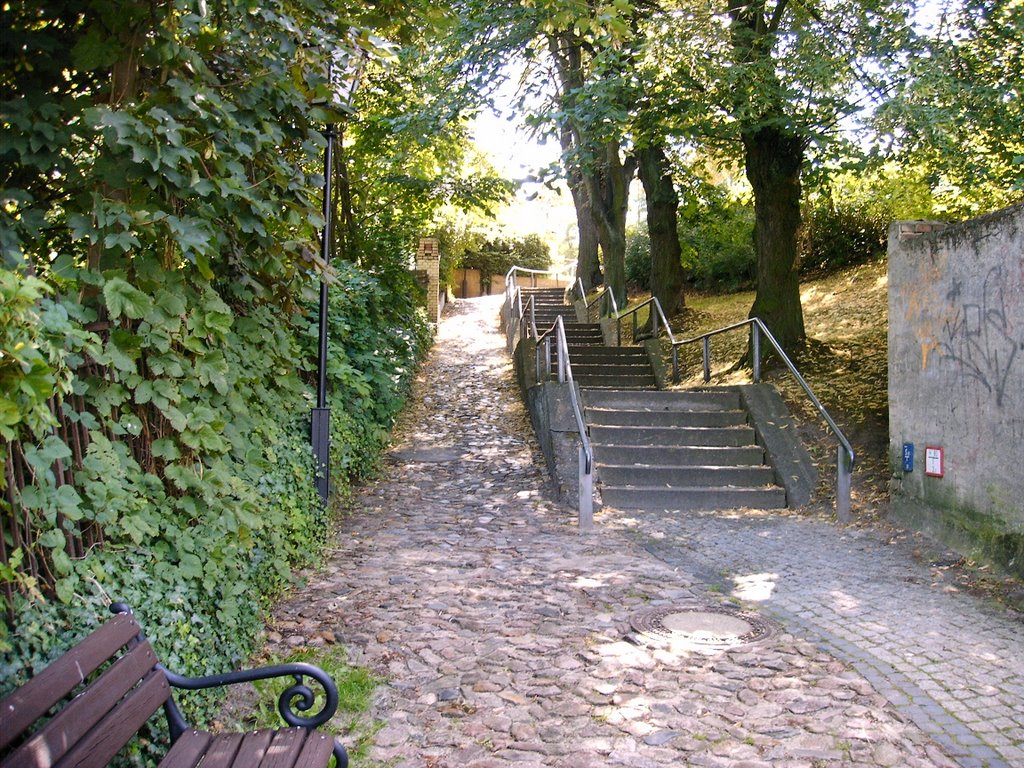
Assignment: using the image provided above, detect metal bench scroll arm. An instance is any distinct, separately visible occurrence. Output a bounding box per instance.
[109,603,349,767]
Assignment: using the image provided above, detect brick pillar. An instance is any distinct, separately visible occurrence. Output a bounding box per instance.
[416,237,440,324]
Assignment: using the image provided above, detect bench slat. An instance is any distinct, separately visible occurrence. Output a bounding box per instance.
[193,731,244,768]
[3,640,161,768]
[158,728,336,768]
[0,613,141,752]
[159,730,211,768]
[232,730,274,765]
[54,670,171,768]
[259,728,307,768]
[290,731,335,768]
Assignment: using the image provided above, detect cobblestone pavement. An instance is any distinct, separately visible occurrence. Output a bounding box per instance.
[612,513,1024,768]
[266,296,1022,768]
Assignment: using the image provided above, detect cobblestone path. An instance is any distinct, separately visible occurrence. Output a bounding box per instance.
[266,296,1021,768]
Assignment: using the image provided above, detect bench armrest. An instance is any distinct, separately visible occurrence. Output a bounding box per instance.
[160,663,348,768]
[160,661,339,728]
[108,603,348,767]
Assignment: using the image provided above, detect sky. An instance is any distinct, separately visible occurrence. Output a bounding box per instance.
[471,93,579,268]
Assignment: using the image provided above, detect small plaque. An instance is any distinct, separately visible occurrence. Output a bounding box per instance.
[925,446,944,477]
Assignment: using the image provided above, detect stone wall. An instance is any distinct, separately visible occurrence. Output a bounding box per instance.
[887,204,1024,572]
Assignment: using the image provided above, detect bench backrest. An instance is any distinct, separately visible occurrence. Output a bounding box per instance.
[0,612,171,768]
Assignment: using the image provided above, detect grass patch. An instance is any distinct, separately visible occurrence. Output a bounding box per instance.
[646,258,893,518]
[218,644,384,764]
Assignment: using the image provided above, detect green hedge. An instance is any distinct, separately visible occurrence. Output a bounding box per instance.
[0,261,429,728]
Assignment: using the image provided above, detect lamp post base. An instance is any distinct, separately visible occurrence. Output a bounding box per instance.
[311,408,330,503]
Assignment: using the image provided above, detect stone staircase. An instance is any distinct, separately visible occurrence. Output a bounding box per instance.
[521,287,576,329]
[525,288,658,390]
[516,286,794,512]
[582,388,788,512]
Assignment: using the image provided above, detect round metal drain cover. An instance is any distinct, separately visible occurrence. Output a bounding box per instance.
[630,605,776,651]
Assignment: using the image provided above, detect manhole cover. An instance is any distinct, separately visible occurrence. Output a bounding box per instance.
[630,605,776,652]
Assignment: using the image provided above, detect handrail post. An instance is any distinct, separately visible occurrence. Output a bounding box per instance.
[578,443,593,531]
[544,337,552,380]
[837,446,852,523]
[557,333,566,383]
[752,322,761,383]
[652,307,659,338]
[672,346,680,384]
[702,337,711,383]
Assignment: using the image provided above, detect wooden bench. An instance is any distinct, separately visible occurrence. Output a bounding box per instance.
[0,604,349,768]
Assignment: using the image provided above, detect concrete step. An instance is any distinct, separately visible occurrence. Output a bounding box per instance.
[586,407,748,428]
[597,464,776,487]
[600,485,787,511]
[590,424,756,447]
[572,347,649,362]
[582,389,741,411]
[573,362,654,377]
[573,374,658,389]
[521,287,565,296]
[563,337,605,349]
[592,444,766,466]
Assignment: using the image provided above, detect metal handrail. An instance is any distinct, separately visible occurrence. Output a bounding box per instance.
[672,317,856,522]
[614,296,677,373]
[505,267,569,350]
[535,316,594,530]
[574,279,619,321]
[518,294,538,341]
[504,266,567,295]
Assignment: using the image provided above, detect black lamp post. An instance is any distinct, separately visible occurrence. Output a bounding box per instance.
[311,51,364,504]
[311,113,335,504]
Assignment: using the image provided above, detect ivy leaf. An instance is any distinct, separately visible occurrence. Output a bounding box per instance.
[103,277,153,320]
[179,552,203,580]
[152,438,180,460]
[38,529,66,549]
[156,290,187,317]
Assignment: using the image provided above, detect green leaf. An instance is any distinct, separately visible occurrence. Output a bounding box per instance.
[103,278,153,320]
[179,552,203,579]
[71,27,120,71]
[38,529,67,549]
[152,438,180,460]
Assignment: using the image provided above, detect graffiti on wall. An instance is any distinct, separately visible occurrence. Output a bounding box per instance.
[938,265,1023,408]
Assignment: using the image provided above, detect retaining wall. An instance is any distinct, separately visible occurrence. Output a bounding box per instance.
[888,204,1024,573]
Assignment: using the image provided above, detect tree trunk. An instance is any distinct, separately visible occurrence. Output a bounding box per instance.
[585,142,635,310]
[743,125,806,352]
[566,172,600,289]
[637,142,685,317]
[559,116,601,290]
[548,33,631,304]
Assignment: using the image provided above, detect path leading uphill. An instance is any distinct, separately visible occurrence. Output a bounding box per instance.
[263,295,1022,768]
